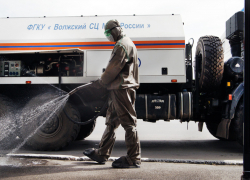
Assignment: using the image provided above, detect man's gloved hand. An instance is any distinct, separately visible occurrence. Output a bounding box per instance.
[91,78,108,89]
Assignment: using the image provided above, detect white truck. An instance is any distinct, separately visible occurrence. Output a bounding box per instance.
[0,13,244,150]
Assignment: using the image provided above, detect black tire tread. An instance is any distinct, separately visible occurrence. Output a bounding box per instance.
[75,119,96,140]
[53,103,81,151]
[195,35,224,92]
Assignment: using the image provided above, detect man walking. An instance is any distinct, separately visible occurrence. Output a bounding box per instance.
[83,19,141,168]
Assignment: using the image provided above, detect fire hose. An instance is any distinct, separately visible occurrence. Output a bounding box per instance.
[63,83,108,125]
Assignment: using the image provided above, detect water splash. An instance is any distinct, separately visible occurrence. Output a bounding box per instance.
[0,110,18,147]
[0,71,72,164]
[0,157,47,167]
[0,92,70,157]
[0,157,23,167]
[11,94,69,155]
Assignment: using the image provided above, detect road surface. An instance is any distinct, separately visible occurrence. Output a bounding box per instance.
[0,118,243,179]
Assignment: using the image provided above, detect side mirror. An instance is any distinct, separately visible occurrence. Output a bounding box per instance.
[185,38,194,60]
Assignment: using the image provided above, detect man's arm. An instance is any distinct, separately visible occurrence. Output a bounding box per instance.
[100,45,128,85]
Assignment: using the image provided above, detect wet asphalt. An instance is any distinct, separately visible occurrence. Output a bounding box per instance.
[0,157,243,180]
[0,118,244,179]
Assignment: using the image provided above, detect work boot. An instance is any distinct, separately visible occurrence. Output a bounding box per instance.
[83,148,108,164]
[112,156,140,168]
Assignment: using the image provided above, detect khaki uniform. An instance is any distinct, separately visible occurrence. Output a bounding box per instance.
[101,36,139,90]
[98,36,141,164]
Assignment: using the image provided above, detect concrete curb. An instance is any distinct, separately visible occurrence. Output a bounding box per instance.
[5,153,243,165]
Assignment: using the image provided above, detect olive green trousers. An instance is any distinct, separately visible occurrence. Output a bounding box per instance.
[98,88,141,164]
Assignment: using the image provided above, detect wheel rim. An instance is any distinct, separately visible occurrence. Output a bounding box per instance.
[37,114,63,138]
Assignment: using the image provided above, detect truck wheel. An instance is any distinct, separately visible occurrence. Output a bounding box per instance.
[75,118,96,140]
[75,108,98,140]
[0,95,18,150]
[20,92,80,151]
[230,100,243,145]
[195,35,224,92]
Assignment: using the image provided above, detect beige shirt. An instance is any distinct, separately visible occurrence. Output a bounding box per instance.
[101,36,139,90]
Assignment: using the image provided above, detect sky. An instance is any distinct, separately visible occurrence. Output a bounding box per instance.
[0,0,244,55]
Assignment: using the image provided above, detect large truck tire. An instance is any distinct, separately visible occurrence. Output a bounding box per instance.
[0,95,18,150]
[20,92,80,151]
[230,100,243,145]
[75,119,96,140]
[195,35,224,92]
[70,82,108,140]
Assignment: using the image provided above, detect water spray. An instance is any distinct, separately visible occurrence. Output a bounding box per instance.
[0,82,107,156]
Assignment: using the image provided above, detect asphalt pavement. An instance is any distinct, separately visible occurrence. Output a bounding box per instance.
[7,118,243,163]
[0,157,243,180]
[0,118,244,179]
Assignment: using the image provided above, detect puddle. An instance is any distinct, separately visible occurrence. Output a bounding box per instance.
[0,157,48,167]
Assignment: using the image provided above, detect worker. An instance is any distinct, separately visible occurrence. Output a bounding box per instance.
[83,19,141,168]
